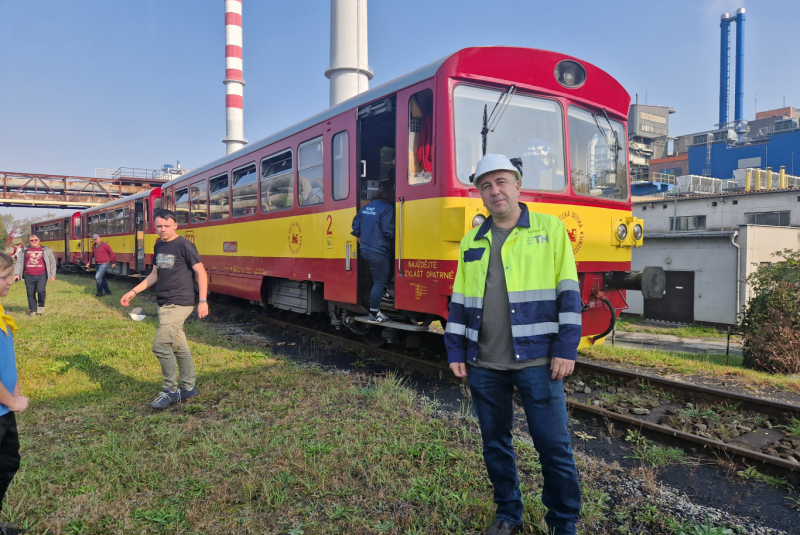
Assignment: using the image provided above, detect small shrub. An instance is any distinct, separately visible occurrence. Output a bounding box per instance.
[739,249,800,374]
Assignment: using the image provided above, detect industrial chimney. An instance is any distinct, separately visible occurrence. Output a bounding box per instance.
[718,13,731,128]
[718,8,745,133]
[325,0,373,107]
[733,8,746,133]
[223,0,247,154]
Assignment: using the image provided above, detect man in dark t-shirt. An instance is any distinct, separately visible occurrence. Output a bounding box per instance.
[120,209,209,410]
[13,234,57,315]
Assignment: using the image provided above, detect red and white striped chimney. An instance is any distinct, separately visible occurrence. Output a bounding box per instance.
[223,0,246,154]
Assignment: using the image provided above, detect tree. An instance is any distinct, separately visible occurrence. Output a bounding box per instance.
[0,212,56,252]
[739,249,800,374]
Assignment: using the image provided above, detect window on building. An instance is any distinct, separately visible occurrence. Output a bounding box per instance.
[175,187,190,225]
[745,211,790,226]
[232,164,258,217]
[261,150,293,212]
[209,174,230,221]
[332,131,349,200]
[669,215,706,231]
[190,180,208,223]
[409,89,433,185]
[115,209,124,234]
[298,138,323,206]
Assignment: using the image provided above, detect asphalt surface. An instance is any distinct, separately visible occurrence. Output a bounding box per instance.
[612,330,742,356]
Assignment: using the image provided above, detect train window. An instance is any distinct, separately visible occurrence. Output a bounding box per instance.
[75,218,81,239]
[175,188,190,225]
[209,174,230,221]
[124,207,130,233]
[408,89,433,185]
[232,164,258,217]
[454,85,566,192]
[98,213,107,235]
[106,211,114,234]
[260,150,293,213]
[190,180,208,223]
[332,131,349,200]
[153,197,161,211]
[298,138,323,206]
[568,106,628,201]
[115,209,124,234]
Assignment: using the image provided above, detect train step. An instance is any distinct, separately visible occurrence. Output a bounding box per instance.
[353,316,428,331]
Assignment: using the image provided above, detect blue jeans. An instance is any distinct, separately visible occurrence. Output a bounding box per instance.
[468,365,581,533]
[95,263,111,295]
[360,248,390,312]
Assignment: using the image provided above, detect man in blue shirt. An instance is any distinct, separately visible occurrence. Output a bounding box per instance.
[351,188,395,323]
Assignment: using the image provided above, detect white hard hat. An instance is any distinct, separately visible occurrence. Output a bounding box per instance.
[472,154,521,185]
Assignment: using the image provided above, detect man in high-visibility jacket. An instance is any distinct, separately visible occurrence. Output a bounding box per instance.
[445,154,582,535]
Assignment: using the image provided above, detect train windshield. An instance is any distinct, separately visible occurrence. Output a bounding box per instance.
[568,106,628,201]
[454,85,566,191]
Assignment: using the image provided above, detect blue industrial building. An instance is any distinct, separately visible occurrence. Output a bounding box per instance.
[687,129,800,179]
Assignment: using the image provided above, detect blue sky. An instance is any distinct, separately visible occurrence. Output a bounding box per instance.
[1,0,798,218]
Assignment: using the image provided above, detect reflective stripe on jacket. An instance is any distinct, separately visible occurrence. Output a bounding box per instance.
[444,204,582,365]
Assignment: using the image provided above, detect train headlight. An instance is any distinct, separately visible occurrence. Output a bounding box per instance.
[632,224,643,241]
[616,224,628,241]
[554,60,587,89]
[472,214,486,228]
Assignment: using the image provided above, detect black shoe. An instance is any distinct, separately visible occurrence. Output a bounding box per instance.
[179,387,198,401]
[366,312,391,324]
[0,522,25,535]
[104,291,112,296]
[95,293,103,297]
[485,520,522,535]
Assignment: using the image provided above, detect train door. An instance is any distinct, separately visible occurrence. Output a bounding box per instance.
[134,199,145,272]
[63,217,70,261]
[80,214,88,264]
[356,95,397,311]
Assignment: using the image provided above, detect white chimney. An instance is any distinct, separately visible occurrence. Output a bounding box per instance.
[325,0,373,107]
[223,0,247,154]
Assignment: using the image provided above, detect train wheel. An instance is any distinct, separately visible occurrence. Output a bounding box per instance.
[362,328,385,348]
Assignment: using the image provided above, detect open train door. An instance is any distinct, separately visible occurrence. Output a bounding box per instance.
[63,216,70,262]
[355,95,397,311]
[134,199,145,272]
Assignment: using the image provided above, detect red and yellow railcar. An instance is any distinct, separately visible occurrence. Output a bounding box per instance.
[30,212,81,270]
[78,188,162,275]
[158,47,662,346]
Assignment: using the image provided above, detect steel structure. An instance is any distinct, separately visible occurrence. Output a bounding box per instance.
[0,171,167,209]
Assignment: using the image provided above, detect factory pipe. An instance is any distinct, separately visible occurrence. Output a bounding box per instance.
[719,14,730,128]
[325,0,373,107]
[734,8,746,132]
[223,0,247,154]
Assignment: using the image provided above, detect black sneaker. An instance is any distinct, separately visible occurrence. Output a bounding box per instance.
[150,389,181,410]
[0,522,25,534]
[485,520,522,535]
[367,312,391,324]
[179,387,198,401]
[104,291,112,296]
[381,290,394,304]
[95,293,103,297]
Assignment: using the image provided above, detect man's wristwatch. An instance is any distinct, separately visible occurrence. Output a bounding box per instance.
[199,299,207,303]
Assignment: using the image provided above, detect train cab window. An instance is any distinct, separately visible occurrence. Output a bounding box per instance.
[260,150,293,213]
[408,89,434,185]
[298,138,323,206]
[332,131,349,200]
[568,105,628,201]
[124,207,130,233]
[98,213,107,235]
[153,197,162,212]
[175,188,190,225]
[115,209,124,234]
[75,218,81,239]
[190,180,208,223]
[209,174,230,221]
[232,164,258,217]
[454,85,566,191]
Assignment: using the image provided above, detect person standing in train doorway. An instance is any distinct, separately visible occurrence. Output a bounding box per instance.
[13,234,56,316]
[88,234,116,297]
[351,187,395,324]
[445,154,582,535]
[120,209,209,410]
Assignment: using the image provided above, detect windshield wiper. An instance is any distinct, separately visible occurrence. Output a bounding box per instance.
[481,85,516,155]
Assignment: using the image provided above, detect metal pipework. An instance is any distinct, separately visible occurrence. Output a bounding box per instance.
[604,266,666,300]
[223,0,247,154]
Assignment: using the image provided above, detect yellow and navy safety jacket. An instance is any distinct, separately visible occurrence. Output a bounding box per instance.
[445,203,582,364]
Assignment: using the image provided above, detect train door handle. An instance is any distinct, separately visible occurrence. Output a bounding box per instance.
[360,160,367,178]
[346,242,352,271]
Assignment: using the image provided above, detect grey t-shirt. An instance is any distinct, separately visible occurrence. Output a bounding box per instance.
[474,222,551,370]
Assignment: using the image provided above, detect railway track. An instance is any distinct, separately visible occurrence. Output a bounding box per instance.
[210,298,800,475]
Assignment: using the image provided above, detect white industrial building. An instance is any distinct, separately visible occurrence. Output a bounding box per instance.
[628,184,800,325]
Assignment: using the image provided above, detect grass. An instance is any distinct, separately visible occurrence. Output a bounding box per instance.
[615,316,733,340]
[735,466,794,491]
[580,343,800,395]
[6,274,625,534]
